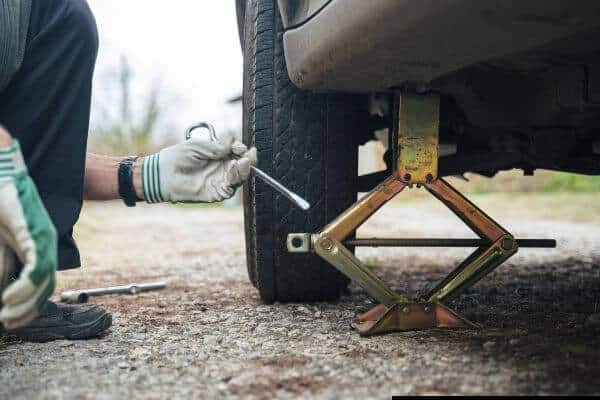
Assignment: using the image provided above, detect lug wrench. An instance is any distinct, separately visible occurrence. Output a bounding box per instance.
[61,282,167,304]
[185,122,310,211]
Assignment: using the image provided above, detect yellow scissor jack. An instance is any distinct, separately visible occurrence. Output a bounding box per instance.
[287,93,555,336]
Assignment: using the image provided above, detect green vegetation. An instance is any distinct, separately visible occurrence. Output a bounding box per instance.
[175,202,222,210]
[363,257,380,270]
[541,172,600,193]
[471,185,491,195]
[398,190,600,223]
[446,170,600,195]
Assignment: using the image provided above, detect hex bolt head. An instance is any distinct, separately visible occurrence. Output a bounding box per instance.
[402,306,410,314]
[320,238,334,251]
[423,305,431,313]
[291,237,304,249]
[501,237,515,251]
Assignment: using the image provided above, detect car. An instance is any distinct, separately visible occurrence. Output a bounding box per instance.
[236,0,600,303]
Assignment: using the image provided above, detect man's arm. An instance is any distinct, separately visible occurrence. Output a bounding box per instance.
[83,136,256,204]
[83,154,143,200]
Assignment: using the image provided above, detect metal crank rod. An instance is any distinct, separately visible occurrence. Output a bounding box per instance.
[344,238,556,248]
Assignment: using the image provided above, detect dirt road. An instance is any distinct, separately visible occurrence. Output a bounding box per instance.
[1,192,600,398]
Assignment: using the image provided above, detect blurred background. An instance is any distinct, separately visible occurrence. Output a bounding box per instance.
[87,0,242,156]
[86,0,600,195]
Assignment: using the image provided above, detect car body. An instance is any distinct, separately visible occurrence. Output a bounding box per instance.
[280,0,600,92]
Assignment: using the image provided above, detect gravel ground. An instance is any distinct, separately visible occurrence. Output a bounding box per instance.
[1,193,600,398]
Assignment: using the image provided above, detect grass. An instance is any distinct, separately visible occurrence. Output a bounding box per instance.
[442,170,600,195]
[541,173,600,193]
[362,257,380,270]
[395,191,600,223]
[175,202,223,209]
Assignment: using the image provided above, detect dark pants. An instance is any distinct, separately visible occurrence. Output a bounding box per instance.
[0,0,98,269]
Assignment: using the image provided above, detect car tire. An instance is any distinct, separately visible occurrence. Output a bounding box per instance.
[242,0,367,302]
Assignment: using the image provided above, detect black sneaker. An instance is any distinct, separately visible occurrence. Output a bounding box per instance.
[9,301,112,342]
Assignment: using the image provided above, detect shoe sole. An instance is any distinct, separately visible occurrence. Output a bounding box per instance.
[12,312,112,342]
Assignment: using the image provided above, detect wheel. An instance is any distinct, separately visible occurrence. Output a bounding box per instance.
[242,0,367,302]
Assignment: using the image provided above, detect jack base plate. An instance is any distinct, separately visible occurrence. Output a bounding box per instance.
[352,303,477,336]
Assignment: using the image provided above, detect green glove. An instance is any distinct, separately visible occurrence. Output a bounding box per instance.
[0,140,57,330]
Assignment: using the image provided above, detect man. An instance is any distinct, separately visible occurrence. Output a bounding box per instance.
[0,0,257,341]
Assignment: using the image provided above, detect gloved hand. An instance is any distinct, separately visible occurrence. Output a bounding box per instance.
[140,132,257,203]
[0,244,16,303]
[0,139,57,329]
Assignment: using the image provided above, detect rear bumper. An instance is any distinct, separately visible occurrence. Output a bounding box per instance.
[282,0,600,92]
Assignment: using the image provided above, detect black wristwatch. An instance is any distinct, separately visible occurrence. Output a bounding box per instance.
[118,156,139,207]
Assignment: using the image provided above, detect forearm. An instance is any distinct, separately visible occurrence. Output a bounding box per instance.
[83,153,144,201]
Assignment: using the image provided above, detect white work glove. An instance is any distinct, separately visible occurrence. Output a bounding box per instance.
[141,132,257,203]
[0,140,57,329]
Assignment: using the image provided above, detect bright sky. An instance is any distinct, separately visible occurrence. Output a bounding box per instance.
[87,0,243,138]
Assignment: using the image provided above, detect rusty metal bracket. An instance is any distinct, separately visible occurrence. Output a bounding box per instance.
[397,94,439,185]
[424,178,519,303]
[286,93,554,336]
[313,233,408,306]
[352,303,476,336]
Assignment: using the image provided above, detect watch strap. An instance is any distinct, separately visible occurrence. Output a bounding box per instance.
[118,156,139,207]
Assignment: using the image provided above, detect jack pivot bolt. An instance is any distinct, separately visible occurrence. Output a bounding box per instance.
[501,237,515,251]
[320,238,334,252]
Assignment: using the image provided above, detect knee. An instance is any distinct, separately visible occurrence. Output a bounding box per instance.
[63,0,99,61]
